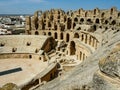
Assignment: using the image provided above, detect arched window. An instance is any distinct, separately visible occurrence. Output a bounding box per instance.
[74,18,78,22]
[66,33,70,42]
[70,41,76,55]
[73,23,76,29]
[94,9,96,15]
[54,32,57,39]
[67,18,72,29]
[74,33,79,38]
[118,13,120,17]
[111,8,113,15]
[48,32,52,36]
[60,33,63,40]
[111,20,116,25]
[101,12,105,18]
[105,20,108,24]
[85,12,88,17]
[95,19,99,24]
[35,31,39,35]
[80,18,84,23]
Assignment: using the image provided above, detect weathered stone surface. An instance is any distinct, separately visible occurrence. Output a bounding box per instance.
[93,71,120,90]
[2,83,20,90]
[99,43,120,78]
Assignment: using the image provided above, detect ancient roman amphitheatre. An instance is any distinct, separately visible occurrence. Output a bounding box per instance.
[0,7,120,90]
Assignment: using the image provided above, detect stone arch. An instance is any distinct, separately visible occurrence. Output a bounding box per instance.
[109,17,112,20]
[80,51,82,60]
[95,18,100,24]
[74,17,78,22]
[67,18,72,29]
[60,32,63,40]
[70,41,76,55]
[89,36,91,45]
[80,18,84,23]
[85,12,88,17]
[110,8,113,15]
[105,20,108,24]
[48,22,51,27]
[48,32,52,36]
[29,55,32,59]
[101,12,105,18]
[50,15,54,21]
[93,25,97,31]
[111,20,116,25]
[73,23,76,29]
[66,33,70,42]
[35,31,39,35]
[34,17,39,30]
[74,33,79,38]
[85,34,87,44]
[118,12,120,17]
[54,32,57,39]
[87,19,92,23]
[83,53,85,60]
[94,9,96,15]
[54,24,57,30]
[81,34,84,41]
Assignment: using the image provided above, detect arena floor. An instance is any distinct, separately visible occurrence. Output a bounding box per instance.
[0,59,48,87]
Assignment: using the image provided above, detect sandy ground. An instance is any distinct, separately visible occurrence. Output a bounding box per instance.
[0,59,48,87]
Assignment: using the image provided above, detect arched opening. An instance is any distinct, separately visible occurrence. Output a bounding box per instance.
[85,12,88,17]
[67,18,72,29]
[81,34,84,41]
[94,9,96,15]
[83,53,85,60]
[70,41,76,55]
[48,32,51,36]
[54,24,57,30]
[42,23,45,30]
[34,17,39,30]
[118,13,120,17]
[60,33,63,40]
[35,31,39,35]
[73,23,76,29]
[87,19,92,23]
[89,36,91,45]
[80,51,82,60]
[101,12,105,18]
[85,34,87,44]
[74,33,79,38]
[48,22,51,27]
[66,33,70,42]
[50,15,53,21]
[80,18,84,23]
[58,15,60,19]
[93,25,97,31]
[74,18,78,22]
[105,20,108,24]
[111,8,113,15]
[95,19,99,24]
[77,27,81,30]
[54,32,57,39]
[109,17,112,20]
[111,20,116,25]
[29,55,32,59]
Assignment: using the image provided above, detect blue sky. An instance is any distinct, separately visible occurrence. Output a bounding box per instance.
[0,0,120,14]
